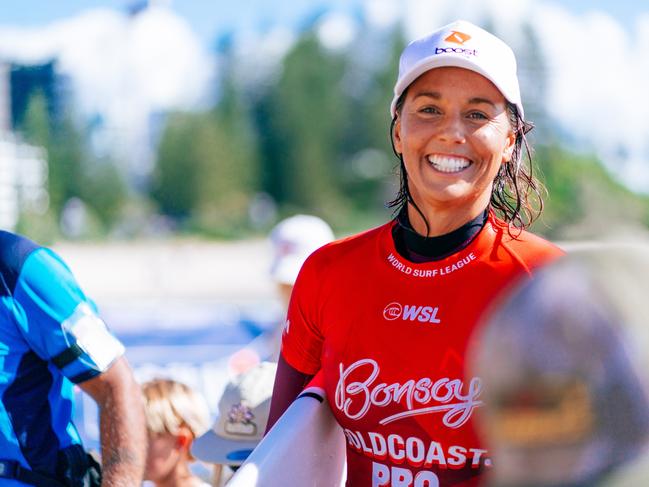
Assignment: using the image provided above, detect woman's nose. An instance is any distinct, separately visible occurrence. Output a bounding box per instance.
[435,114,466,144]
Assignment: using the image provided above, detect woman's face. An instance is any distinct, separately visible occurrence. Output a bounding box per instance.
[393,67,515,214]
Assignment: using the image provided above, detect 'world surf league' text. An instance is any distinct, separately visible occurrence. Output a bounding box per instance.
[386,253,476,278]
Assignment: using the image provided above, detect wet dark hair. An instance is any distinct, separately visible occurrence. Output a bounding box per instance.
[388,89,544,237]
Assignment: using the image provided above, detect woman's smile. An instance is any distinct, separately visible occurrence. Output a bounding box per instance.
[427,154,473,174]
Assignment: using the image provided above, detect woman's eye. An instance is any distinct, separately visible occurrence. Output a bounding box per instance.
[419,106,440,114]
[467,111,488,120]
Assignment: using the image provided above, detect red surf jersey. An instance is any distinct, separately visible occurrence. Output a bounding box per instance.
[281,215,564,486]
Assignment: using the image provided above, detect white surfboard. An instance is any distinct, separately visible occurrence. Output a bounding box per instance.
[228,386,347,487]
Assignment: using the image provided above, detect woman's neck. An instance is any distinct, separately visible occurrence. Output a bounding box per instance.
[393,205,488,262]
[406,196,490,237]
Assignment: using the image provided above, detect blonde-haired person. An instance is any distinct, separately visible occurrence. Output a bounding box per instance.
[142,379,212,487]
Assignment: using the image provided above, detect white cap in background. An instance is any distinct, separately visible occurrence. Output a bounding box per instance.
[390,19,523,119]
[192,361,277,466]
[269,215,334,285]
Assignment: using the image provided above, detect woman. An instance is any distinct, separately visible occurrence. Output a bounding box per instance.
[267,20,564,486]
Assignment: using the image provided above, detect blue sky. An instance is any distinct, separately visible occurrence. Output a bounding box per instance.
[1,0,648,190]
[0,0,646,46]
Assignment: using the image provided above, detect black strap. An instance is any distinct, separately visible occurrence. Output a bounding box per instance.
[69,369,101,385]
[298,391,324,403]
[0,460,67,487]
[51,344,84,369]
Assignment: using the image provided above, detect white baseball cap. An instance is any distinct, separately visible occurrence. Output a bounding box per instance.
[192,361,277,465]
[269,215,334,285]
[390,19,524,120]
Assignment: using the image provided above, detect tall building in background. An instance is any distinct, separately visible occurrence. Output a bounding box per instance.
[0,60,49,231]
[9,61,61,130]
[0,62,10,132]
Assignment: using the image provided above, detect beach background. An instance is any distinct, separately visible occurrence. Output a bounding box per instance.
[1,0,649,479]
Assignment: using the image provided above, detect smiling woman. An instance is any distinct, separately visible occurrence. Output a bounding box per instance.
[388,22,540,238]
[266,19,565,486]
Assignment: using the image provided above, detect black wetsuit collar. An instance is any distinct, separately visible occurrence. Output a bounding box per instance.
[392,206,488,263]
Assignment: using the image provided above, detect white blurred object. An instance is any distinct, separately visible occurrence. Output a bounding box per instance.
[269,215,334,285]
[193,362,277,466]
[0,131,48,230]
[60,197,88,238]
[228,385,346,487]
[317,11,358,51]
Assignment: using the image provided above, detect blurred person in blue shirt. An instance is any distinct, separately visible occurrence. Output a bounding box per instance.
[0,231,146,486]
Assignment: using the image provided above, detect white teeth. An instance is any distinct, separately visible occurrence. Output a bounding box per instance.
[427,155,471,173]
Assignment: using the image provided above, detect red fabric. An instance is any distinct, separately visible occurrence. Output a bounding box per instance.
[281,215,564,486]
[304,369,325,390]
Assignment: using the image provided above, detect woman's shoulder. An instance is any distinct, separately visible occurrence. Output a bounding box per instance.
[490,217,565,268]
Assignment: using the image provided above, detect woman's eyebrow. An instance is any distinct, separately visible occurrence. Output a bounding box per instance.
[468,97,497,108]
[413,91,441,100]
[413,92,497,108]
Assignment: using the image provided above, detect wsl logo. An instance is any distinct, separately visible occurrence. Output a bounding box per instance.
[383,302,441,323]
[383,302,403,320]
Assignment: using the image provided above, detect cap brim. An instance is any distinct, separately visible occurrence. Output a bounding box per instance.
[390,54,523,119]
[192,429,260,466]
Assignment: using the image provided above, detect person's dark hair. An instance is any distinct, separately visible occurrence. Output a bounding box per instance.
[388,89,544,237]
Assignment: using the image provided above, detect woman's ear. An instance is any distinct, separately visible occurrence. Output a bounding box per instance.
[392,116,403,155]
[502,130,516,164]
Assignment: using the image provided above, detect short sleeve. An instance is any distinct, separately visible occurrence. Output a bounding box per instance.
[11,248,125,383]
[280,253,325,375]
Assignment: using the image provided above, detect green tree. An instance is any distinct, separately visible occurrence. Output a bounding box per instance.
[81,159,128,228]
[20,91,127,234]
[534,145,649,239]
[47,115,87,214]
[150,112,203,219]
[20,90,50,146]
[151,76,260,235]
[259,32,349,218]
[194,74,260,232]
[517,21,552,143]
[339,28,405,215]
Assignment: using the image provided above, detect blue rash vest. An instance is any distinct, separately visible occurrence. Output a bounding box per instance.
[0,231,124,485]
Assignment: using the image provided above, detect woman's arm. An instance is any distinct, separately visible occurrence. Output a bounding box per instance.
[265,354,313,433]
